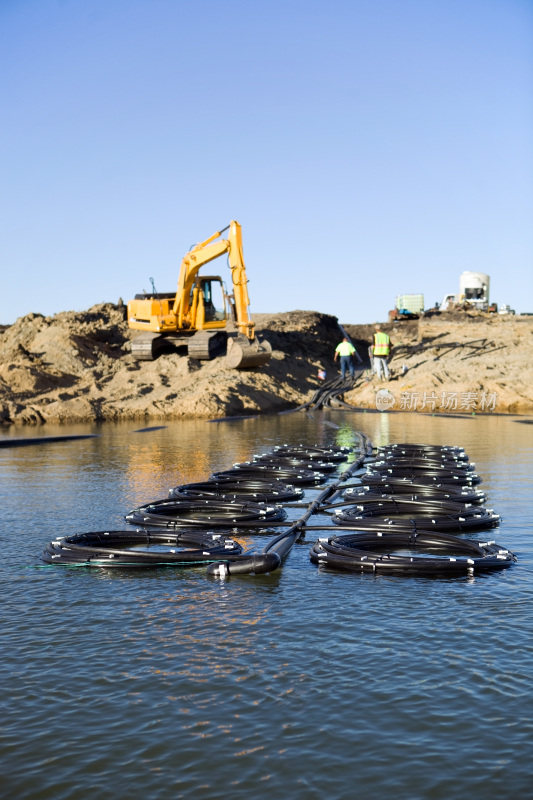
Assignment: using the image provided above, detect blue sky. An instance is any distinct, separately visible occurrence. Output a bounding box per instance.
[1,0,532,325]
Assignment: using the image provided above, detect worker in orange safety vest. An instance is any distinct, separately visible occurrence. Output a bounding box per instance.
[372,325,392,381]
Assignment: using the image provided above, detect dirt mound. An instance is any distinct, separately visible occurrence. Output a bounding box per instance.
[0,305,341,425]
[343,314,533,415]
[1,305,531,426]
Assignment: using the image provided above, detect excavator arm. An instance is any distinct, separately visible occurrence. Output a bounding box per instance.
[225,221,255,340]
[173,220,256,339]
[173,237,231,329]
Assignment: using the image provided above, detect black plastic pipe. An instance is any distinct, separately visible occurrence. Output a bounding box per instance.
[206,433,373,578]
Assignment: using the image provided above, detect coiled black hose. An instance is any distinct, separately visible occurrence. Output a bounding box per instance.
[125,498,288,528]
[212,466,323,485]
[343,487,486,506]
[378,443,467,458]
[371,453,474,468]
[373,446,473,468]
[372,457,477,474]
[168,479,303,503]
[272,445,349,462]
[344,478,486,505]
[41,439,365,572]
[250,455,339,473]
[41,437,515,578]
[41,529,243,567]
[373,445,461,455]
[329,498,500,533]
[309,531,516,575]
[330,495,489,515]
[207,434,374,577]
[365,466,482,485]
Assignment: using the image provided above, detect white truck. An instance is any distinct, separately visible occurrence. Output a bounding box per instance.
[440,271,490,311]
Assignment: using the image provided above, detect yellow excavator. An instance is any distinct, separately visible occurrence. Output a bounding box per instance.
[127,220,272,368]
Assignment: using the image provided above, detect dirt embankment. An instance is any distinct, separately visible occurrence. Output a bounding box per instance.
[0,305,532,426]
[344,313,533,415]
[0,305,341,425]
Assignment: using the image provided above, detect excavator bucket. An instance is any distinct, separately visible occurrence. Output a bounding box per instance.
[225,335,272,369]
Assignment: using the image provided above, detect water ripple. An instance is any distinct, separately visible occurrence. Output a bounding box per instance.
[1,415,533,798]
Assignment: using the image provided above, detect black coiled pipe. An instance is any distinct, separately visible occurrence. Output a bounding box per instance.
[365,466,482,485]
[378,443,467,458]
[344,478,486,505]
[272,445,349,462]
[212,466,323,485]
[168,479,303,503]
[125,498,288,529]
[330,499,500,533]
[42,529,243,567]
[309,531,516,575]
[207,434,373,577]
[250,455,339,473]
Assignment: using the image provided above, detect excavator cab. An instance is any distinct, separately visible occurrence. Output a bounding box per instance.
[185,276,227,328]
[196,278,226,323]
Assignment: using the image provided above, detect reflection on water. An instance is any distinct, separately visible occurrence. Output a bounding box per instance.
[332,423,361,451]
[373,409,391,447]
[1,411,532,799]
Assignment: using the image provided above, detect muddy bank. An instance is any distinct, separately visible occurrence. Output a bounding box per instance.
[0,305,341,425]
[344,314,533,415]
[0,304,532,426]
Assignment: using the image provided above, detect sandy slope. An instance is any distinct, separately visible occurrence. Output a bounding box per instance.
[0,305,340,425]
[344,313,533,415]
[0,304,531,426]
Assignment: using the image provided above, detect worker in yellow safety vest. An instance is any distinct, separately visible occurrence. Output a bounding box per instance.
[372,325,392,381]
[334,337,360,380]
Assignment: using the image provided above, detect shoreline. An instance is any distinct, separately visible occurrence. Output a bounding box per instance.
[1,304,532,426]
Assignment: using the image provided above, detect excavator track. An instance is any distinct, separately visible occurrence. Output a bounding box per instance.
[130,331,228,361]
[130,333,161,360]
[187,331,227,360]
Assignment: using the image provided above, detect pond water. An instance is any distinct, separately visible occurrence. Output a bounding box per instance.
[1,410,532,800]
